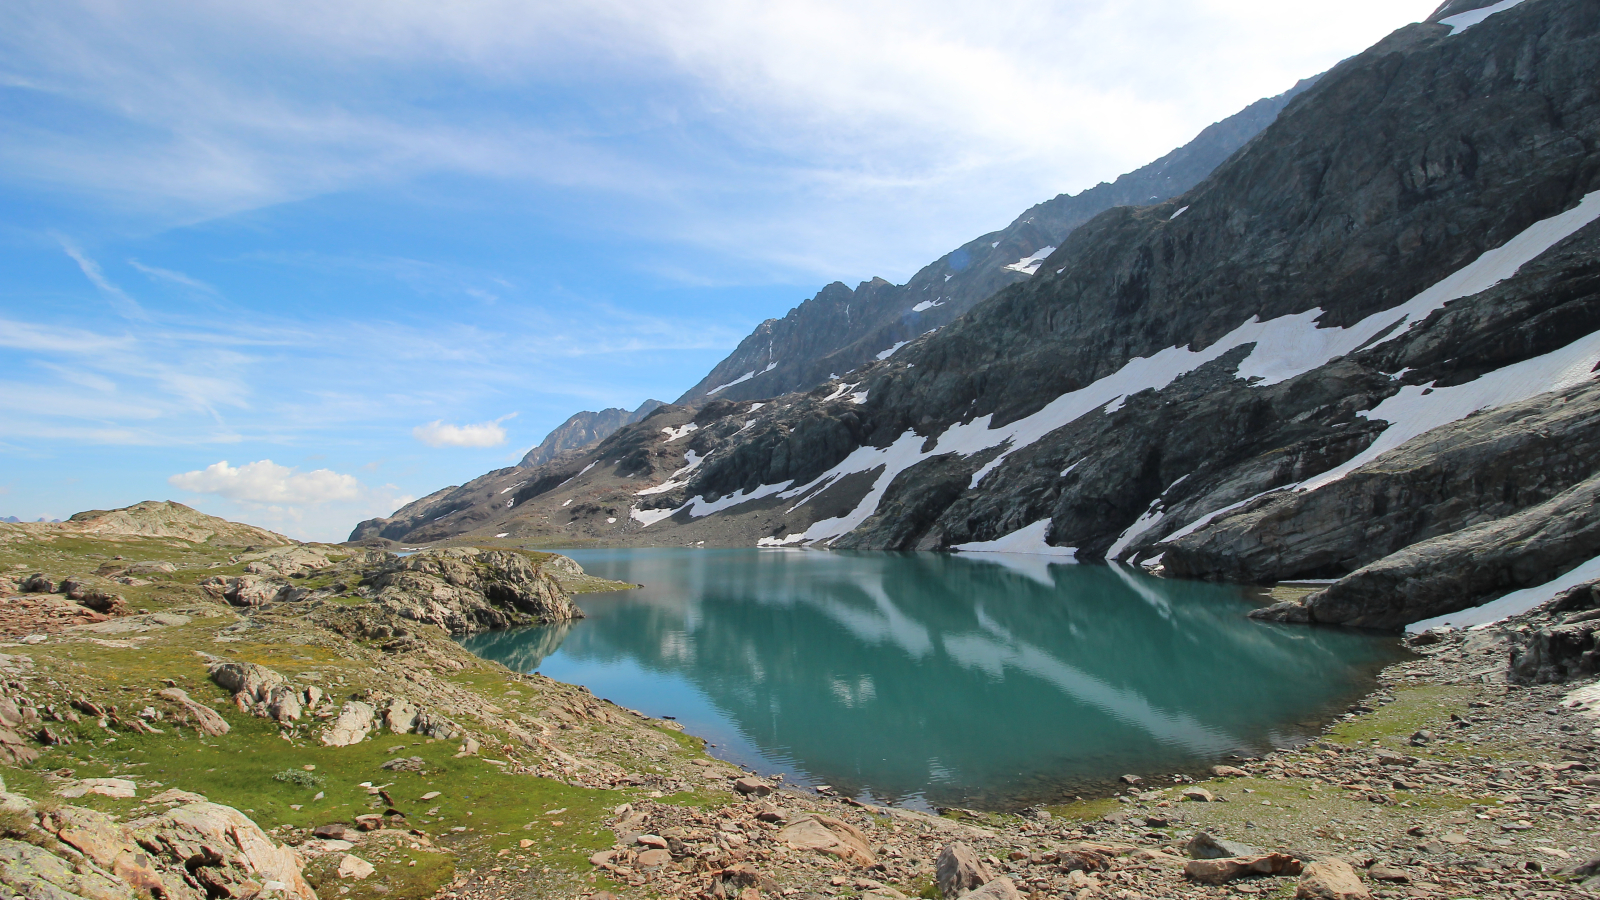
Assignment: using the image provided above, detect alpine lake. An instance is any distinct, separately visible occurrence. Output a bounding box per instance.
[460,548,1406,811]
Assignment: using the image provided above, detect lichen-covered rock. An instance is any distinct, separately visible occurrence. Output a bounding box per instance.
[321,701,375,747]
[198,575,294,608]
[243,547,331,578]
[0,837,135,900]
[156,688,230,737]
[367,548,582,635]
[131,801,316,900]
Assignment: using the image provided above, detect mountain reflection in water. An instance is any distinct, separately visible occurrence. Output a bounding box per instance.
[460,549,1403,810]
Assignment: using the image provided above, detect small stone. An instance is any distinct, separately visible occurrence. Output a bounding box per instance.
[733,776,773,796]
[636,834,668,849]
[1181,787,1216,802]
[337,855,375,880]
[636,848,672,868]
[421,791,441,800]
[1211,765,1249,777]
[1119,774,1143,785]
[1408,730,1434,746]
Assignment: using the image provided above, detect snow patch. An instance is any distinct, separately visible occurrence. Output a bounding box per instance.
[562,498,572,507]
[1170,206,1189,220]
[636,449,704,496]
[1002,246,1057,276]
[876,341,911,360]
[911,299,945,313]
[1409,552,1600,632]
[850,391,869,404]
[606,517,616,524]
[1440,0,1527,33]
[495,533,509,538]
[821,382,859,403]
[661,423,699,442]
[499,481,525,494]
[630,506,676,527]
[682,191,1600,550]
[708,372,755,395]
[951,519,1077,558]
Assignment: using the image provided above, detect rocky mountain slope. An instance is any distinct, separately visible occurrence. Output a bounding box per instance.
[672,80,1318,407]
[354,80,1315,543]
[360,0,1600,633]
[519,400,663,468]
[3,500,292,547]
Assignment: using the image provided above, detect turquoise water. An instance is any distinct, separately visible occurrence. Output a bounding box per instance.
[461,549,1403,810]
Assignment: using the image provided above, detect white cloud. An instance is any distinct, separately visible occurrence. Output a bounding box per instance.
[168,459,363,505]
[2,0,1441,280]
[412,415,514,448]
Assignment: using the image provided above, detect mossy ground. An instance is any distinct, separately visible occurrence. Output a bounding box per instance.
[0,532,679,900]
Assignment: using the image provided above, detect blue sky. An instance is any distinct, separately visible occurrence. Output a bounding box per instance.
[0,0,1439,540]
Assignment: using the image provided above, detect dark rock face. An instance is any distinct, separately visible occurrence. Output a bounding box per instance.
[675,78,1318,407]
[1509,582,1600,682]
[519,399,663,468]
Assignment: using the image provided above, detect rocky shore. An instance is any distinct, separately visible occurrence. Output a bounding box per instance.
[1,502,1598,899]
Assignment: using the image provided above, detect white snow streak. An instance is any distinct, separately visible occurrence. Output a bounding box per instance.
[876,341,911,360]
[1408,552,1600,633]
[1169,206,1189,220]
[629,506,676,527]
[636,449,703,496]
[1002,246,1057,276]
[911,299,945,313]
[1440,0,1528,34]
[708,371,755,395]
[676,192,1600,550]
[661,423,699,442]
[951,519,1077,558]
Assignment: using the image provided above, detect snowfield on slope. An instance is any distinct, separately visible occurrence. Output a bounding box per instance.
[642,192,1600,553]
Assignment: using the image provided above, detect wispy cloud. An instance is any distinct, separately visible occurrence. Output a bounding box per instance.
[128,258,219,295]
[55,236,148,319]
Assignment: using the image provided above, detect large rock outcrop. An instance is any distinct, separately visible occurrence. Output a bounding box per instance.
[368,548,582,634]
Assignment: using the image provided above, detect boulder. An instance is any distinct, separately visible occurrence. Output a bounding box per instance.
[244,547,332,578]
[1185,854,1304,884]
[322,702,375,747]
[19,574,54,594]
[156,688,230,737]
[1296,858,1371,900]
[381,697,418,734]
[130,801,316,900]
[1181,787,1216,802]
[209,656,288,704]
[1054,849,1110,873]
[777,815,876,867]
[1187,832,1261,860]
[1211,765,1249,777]
[936,842,995,898]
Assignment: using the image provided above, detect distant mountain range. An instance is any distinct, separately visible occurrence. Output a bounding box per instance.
[357,0,1600,632]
